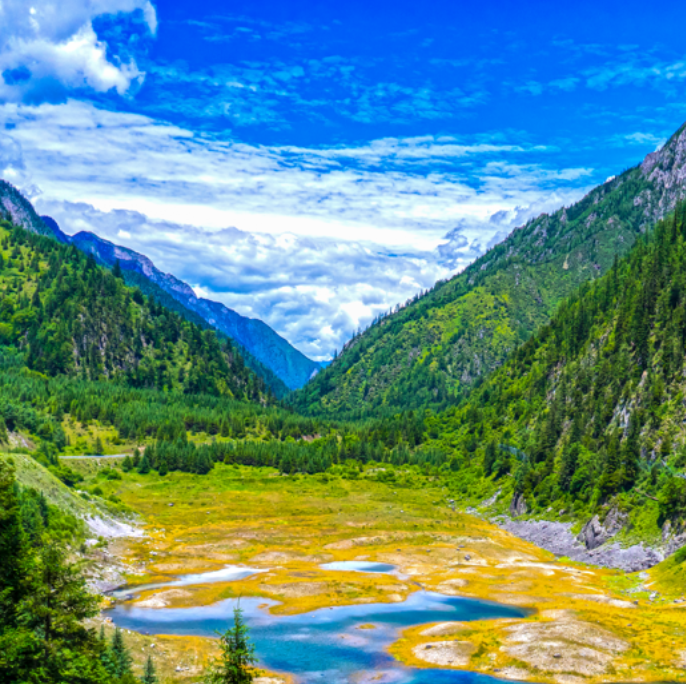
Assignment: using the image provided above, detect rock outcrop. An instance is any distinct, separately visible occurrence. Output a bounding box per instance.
[509,492,528,517]
[577,507,627,550]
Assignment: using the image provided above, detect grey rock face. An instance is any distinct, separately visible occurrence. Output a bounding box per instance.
[509,492,528,517]
[578,516,607,550]
[639,123,686,222]
[577,507,627,550]
[0,181,53,237]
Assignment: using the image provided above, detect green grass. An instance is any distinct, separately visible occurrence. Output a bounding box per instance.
[1,450,136,528]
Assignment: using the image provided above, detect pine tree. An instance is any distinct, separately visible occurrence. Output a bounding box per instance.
[0,459,28,626]
[94,436,105,456]
[112,259,123,279]
[142,654,158,684]
[138,451,151,474]
[204,605,257,684]
[109,626,133,679]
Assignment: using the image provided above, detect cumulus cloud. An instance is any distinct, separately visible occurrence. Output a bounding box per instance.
[34,199,455,360]
[0,0,157,103]
[1,100,594,359]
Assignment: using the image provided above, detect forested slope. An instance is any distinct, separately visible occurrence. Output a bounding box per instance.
[115,268,289,397]
[0,220,270,402]
[0,180,318,393]
[293,122,686,418]
[424,203,686,541]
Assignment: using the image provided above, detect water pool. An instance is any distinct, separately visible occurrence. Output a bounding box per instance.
[320,561,398,574]
[110,565,266,599]
[108,590,528,684]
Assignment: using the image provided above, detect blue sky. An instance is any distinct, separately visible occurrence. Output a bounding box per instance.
[2,0,686,360]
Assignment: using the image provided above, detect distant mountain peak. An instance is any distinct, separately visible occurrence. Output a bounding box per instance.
[0,180,53,237]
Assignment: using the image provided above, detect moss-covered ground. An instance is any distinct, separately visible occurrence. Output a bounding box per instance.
[68,460,686,683]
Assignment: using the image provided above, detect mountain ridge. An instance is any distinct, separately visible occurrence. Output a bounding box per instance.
[292,120,686,418]
[427,202,686,562]
[0,180,319,391]
[68,230,320,391]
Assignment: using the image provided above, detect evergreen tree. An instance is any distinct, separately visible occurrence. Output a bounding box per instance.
[108,626,133,679]
[0,459,28,628]
[138,451,151,474]
[141,654,158,684]
[0,461,111,683]
[204,605,257,684]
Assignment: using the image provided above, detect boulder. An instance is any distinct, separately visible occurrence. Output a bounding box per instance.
[577,507,626,550]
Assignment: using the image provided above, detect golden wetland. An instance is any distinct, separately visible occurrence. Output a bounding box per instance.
[70,459,686,684]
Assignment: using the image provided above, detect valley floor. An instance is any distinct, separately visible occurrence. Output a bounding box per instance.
[70,460,686,684]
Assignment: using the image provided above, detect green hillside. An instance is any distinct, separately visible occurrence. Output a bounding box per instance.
[0,220,270,402]
[423,203,686,535]
[120,269,290,397]
[293,122,686,418]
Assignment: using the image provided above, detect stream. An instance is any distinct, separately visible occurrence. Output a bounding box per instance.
[108,563,528,684]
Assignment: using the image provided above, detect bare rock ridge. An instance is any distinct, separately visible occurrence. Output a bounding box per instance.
[0,180,320,391]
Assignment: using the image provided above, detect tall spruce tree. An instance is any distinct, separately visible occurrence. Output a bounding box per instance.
[141,654,158,684]
[0,461,113,683]
[204,605,257,684]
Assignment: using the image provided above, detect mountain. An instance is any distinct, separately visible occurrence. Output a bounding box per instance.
[112,267,289,397]
[67,231,320,391]
[428,203,686,552]
[292,122,686,418]
[0,181,55,238]
[0,216,270,403]
[0,180,320,392]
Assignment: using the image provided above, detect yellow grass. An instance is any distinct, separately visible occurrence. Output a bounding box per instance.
[78,463,686,683]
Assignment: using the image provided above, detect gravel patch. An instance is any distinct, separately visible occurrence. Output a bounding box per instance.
[412,640,474,667]
[85,514,144,539]
[497,518,663,571]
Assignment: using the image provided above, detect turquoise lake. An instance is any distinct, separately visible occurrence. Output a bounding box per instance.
[108,590,529,684]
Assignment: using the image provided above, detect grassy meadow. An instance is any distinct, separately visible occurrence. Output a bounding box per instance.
[60,458,686,683]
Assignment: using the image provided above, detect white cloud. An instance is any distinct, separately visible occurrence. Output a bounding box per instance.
[0,0,156,103]
[1,100,593,359]
[0,101,591,248]
[32,199,457,360]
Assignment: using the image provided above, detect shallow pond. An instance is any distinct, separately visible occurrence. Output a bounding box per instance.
[110,565,266,599]
[320,561,398,574]
[108,590,528,684]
